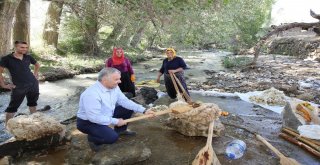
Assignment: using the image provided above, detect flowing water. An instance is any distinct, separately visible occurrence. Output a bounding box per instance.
[0,50,319,165]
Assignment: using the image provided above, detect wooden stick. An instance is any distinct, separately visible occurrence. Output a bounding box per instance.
[279,133,320,158]
[256,134,285,158]
[283,127,320,146]
[124,109,172,123]
[169,73,182,99]
[281,128,320,152]
[171,73,192,103]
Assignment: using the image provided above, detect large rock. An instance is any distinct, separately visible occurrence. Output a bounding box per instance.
[6,112,66,141]
[166,101,225,137]
[0,134,64,157]
[67,130,151,165]
[132,87,158,105]
[282,102,304,131]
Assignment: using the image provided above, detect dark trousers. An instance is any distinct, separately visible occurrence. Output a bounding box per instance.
[76,106,134,145]
[5,82,39,113]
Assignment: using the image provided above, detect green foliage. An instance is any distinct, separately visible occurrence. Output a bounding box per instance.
[222,56,251,68]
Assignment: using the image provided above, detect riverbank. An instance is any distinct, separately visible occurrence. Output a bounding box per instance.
[187,54,320,104]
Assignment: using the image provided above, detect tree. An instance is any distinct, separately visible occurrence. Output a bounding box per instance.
[13,0,30,44]
[250,10,320,65]
[0,0,22,57]
[43,1,64,48]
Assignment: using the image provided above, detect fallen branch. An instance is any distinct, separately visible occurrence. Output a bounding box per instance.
[279,133,320,158]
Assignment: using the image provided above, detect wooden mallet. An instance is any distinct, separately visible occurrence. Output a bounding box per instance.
[256,134,301,165]
[124,104,193,123]
[192,121,221,165]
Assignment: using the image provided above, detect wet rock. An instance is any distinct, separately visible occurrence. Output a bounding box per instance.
[67,130,151,165]
[140,87,158,104]
[131,87,158,105]
[282,102,303,131]
[0,134,64,157]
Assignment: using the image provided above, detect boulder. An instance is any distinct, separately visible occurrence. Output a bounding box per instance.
[6,112,66,141]
[0,134,64,157]
[67,130,151,165]
[166,101,224,137]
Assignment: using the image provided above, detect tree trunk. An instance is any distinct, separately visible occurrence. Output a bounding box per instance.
[103,22,125,51]
[130,26,145,48]
[0,0,22,57]
[13,0,30,44]
[43,1,63,48]
[82,0,99,56]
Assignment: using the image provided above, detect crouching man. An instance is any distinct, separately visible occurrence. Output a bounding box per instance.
[76,67,155,151]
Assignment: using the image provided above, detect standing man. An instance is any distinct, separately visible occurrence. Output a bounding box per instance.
[0,41,40,126]
[77,67,155,151]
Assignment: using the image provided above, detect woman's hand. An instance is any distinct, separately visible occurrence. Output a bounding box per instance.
[168,69,176,74]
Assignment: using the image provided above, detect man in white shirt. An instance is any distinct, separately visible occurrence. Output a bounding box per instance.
[77,67,155,151]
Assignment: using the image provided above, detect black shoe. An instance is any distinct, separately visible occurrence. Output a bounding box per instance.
[117,130,137,136]
[88,141,101,152]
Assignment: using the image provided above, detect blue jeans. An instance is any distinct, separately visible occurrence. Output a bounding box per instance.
[77,106,134,144]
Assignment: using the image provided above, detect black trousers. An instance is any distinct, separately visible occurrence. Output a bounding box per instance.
[5,82,39,113]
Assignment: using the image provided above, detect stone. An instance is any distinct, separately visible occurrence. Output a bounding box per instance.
[0,134,64,157]
[67,130,151,165]
[282,102,304,131]
[139,87,158,104]
[6,112,66,141]
[166,101,224,137]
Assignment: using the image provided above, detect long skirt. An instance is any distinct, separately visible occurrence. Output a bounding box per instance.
[164,72,189,100]
[118,71,136,97]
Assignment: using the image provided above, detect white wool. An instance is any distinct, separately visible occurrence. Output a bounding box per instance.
[6,112,66,141]
[167,101,224,137]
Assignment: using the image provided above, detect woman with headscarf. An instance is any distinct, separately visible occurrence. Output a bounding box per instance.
[156,48,189,100]
[106,48,136,97]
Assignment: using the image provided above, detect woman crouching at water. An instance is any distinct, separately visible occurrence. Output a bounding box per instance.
[106,48,136,97]
[156,48,189,100]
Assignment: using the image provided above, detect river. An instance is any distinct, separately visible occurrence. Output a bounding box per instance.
[0,50,319,165]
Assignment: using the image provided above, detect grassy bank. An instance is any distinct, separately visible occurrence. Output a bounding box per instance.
[29,47,151,81]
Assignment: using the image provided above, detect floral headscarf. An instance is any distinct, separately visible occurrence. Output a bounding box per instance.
[112,48,125,65]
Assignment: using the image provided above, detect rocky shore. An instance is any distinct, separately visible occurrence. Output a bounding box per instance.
[187,55,320,104]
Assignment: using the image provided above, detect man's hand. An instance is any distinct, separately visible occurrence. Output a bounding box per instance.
[156,77,160,83]
[144,109,156,117]
[116,118,127,127]
[1,83,16,90]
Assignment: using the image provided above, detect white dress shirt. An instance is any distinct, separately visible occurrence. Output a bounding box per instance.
[77,81,145,125]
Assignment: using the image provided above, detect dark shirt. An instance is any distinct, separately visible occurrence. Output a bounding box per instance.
[159,56,187,74]
[0,53,37,86]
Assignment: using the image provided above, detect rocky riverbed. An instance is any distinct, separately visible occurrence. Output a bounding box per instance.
[187,54,320,104]
[1,51,320,164]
